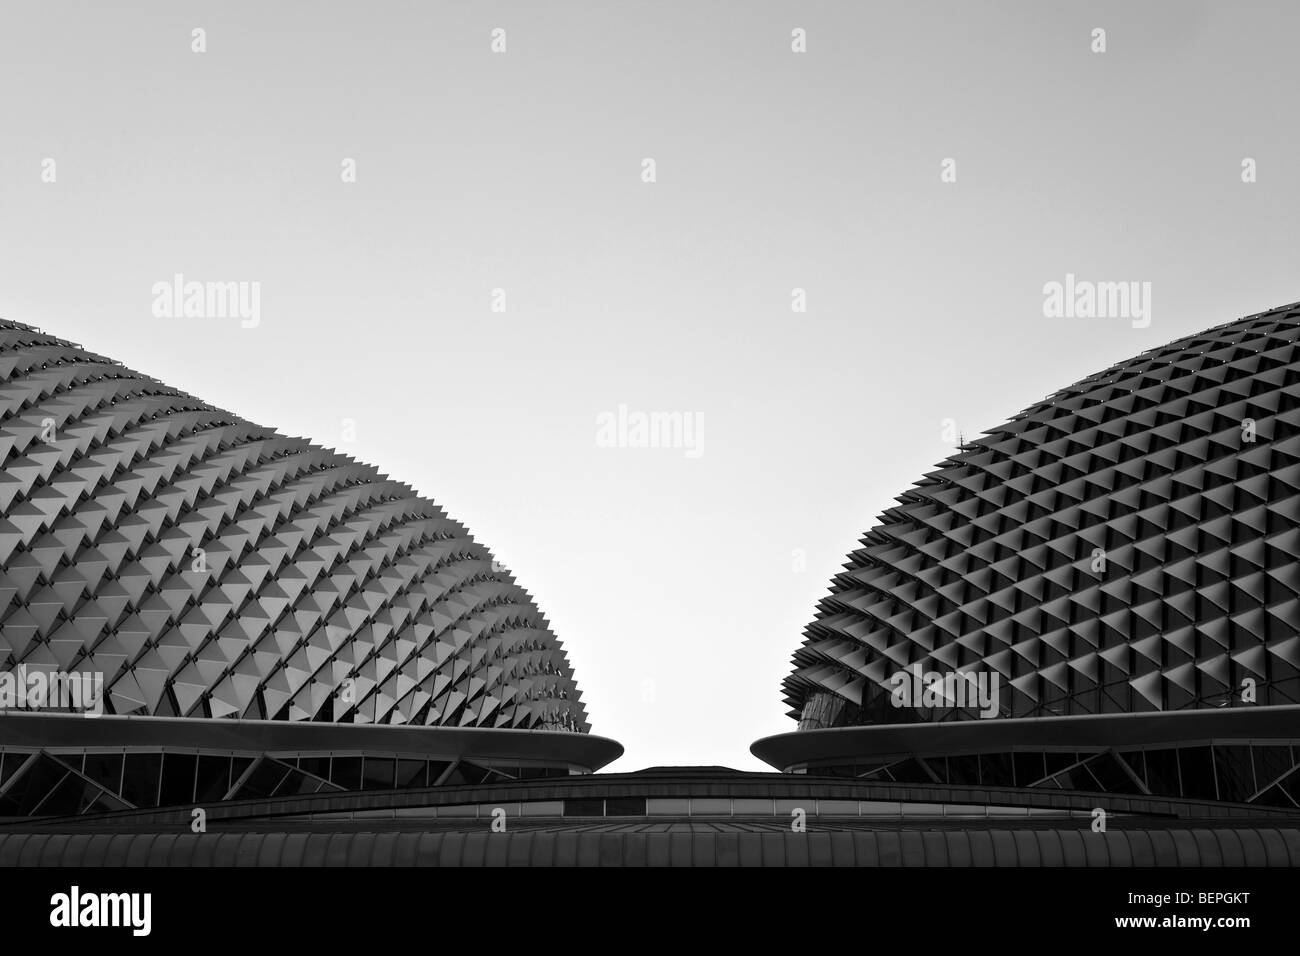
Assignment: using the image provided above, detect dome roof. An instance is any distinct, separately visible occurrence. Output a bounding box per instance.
[787,302,1300,726]
[0,320,588,731]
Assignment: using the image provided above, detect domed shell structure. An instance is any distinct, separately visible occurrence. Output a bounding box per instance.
[787,302,1300,727]
[0,320,588,732]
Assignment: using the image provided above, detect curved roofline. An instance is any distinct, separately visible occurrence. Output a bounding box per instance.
[0,319,593,732]
[751,703,1300,771]
[782,302,1300,724]
[0,712,623,772]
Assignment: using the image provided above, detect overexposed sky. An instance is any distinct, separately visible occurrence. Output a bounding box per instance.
[1,0,1297,770]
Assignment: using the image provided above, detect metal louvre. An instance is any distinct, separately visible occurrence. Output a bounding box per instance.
[786,302,1300,725]
[0,320,588,734]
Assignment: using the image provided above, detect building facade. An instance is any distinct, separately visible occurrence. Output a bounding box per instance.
[762,301,1300,815]
[6,305,1300,865]
[0,319,618,817]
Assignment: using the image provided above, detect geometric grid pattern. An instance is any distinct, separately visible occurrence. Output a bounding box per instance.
[0,748,573,817]
[786,302,1300,726]
[0,320,588,731]
[812,741,1300,809]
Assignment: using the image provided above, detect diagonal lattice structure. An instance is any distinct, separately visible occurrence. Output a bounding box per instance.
[786,301,1300,727]
[0,319,588,732]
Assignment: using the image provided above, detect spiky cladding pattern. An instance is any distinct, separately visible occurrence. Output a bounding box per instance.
[787,303,1300,726]
[0,321,588,732]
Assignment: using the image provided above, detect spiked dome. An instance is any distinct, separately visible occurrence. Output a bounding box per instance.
[786,302,1300,726]
[0,320,589,732]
